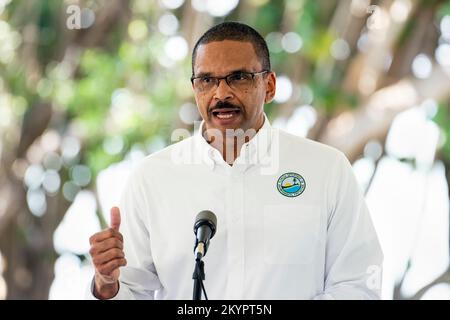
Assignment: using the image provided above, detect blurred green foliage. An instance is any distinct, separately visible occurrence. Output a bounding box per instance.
[1,0,449,209]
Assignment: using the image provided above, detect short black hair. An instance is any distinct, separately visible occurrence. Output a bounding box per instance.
[191,21,271,75]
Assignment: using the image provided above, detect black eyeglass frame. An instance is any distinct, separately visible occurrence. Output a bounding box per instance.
[190,70,270,92]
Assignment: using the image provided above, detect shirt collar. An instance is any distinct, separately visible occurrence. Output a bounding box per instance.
[194,113,273,172]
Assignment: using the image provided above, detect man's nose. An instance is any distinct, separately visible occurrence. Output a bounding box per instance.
[213,78,234,101]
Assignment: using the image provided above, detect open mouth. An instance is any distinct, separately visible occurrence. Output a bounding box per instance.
[211,108,241,119]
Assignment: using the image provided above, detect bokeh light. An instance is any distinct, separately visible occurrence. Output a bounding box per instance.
[265,32,283,54]
[364,140,383,161]
[61,137,81,162]
[24,164,44,190]
[62,181,81,202]
[206,0,239,17]
[160,0,185,10]
[330,38,351,60]
[389,0,411,23]
[70,165,92,187]
[281,32,303,53]
[285,105,317,137]
[273,75,293,103]
[128,19,148,41]
[42,170,61,195]
[179,102,200,125]
[26,188,47,217]
[164,36,189,61]
[411,54,432,79]
[80,8,95,29]
[435,44,450,68]
[103,136,125,155]
[158,13,179,36]
[43,152,62,171]
[440,15,450,41]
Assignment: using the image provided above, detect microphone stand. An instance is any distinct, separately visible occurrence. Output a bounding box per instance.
[192,257,205,300]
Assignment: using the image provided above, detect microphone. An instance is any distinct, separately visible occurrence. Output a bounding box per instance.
[193,210,217,260]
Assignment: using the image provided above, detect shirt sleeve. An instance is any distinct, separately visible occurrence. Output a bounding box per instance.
[86,166,162,300]
[313,151,383,300]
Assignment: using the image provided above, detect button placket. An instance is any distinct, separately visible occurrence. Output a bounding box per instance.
[225,170,245,299]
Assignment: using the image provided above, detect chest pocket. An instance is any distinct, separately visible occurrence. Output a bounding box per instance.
[263,204,321,265]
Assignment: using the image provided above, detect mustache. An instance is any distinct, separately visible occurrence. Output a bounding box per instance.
[209,101,242,112]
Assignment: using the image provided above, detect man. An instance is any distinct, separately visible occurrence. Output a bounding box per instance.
[87,22,383,300]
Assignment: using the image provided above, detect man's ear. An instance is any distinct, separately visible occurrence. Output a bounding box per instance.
[264,71,276,103]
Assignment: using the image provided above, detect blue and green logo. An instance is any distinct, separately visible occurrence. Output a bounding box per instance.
[277,172,306,197]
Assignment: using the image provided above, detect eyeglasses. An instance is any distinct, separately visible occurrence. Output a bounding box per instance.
[191,70,269,93]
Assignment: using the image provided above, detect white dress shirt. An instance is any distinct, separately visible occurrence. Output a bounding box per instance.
[87,115,383,300]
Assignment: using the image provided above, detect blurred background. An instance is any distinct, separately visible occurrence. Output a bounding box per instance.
[0,0,450,300]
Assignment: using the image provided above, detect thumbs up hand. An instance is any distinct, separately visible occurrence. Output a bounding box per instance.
[110,206,121,231]
[89,207,127,299]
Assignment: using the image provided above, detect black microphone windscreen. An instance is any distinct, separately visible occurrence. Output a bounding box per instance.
[195,210,217,228]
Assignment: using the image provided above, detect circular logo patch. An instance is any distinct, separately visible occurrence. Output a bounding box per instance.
[277,172,306,197]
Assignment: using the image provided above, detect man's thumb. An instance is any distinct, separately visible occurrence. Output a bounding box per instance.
[110,207,121,230]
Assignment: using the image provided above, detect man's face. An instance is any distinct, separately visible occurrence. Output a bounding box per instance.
[192,40,276,135]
